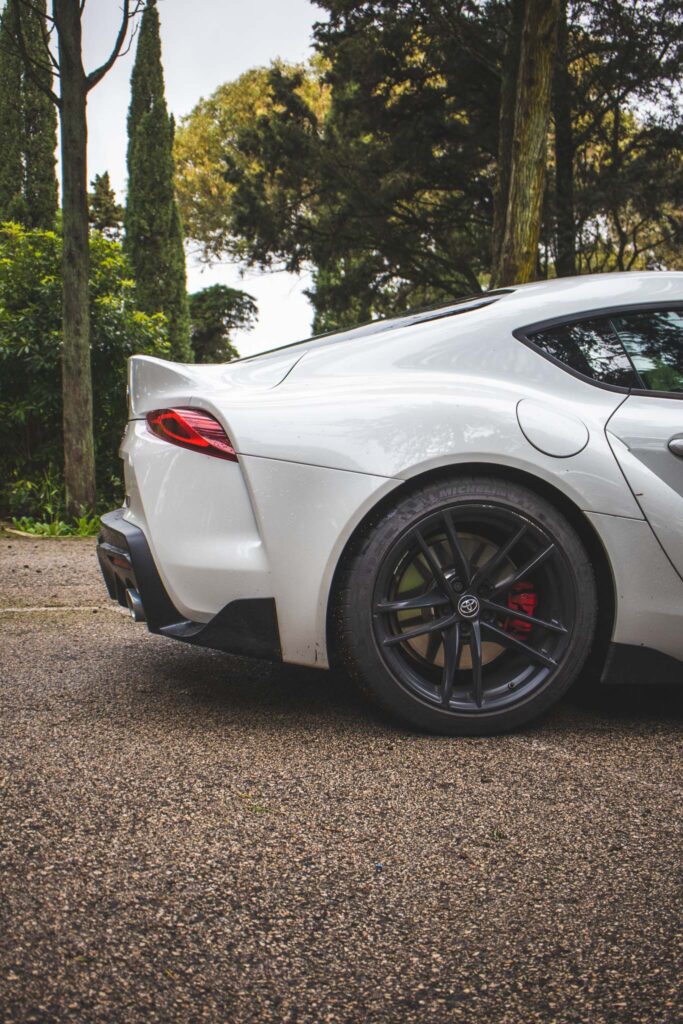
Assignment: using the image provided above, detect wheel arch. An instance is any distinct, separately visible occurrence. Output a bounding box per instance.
[326,461,616,677]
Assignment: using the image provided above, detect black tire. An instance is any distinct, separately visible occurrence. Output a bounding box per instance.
[333,476,597,736]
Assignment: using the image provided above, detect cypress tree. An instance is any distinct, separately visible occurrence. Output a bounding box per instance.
[0,0,56,228]
[125,0,191,361]
[0,0,24,221]
[22,0,58,228]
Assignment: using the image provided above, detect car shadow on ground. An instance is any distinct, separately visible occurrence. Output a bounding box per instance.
[142,643,380,725]
[566,678,683,720]
[135,640,683,734]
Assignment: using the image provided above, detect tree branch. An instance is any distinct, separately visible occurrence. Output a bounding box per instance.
[85,0,144,92]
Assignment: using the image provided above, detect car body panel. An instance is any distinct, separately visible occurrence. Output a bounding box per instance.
[585,511,683,662]
[606,396,683,577]
[121,421,271,622]
[108,271,683,677]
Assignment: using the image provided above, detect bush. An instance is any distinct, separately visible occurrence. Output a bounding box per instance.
[0,222,168,515]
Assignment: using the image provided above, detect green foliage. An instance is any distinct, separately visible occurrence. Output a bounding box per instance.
[5,464,99,534]
[189,284,256,362]
[0,0,57,229]
[175,62,330,263]
[0,1,24,222]
[89,172,124,241]
[552,0,683,275]
[176,0,682,327]
[10,514,100,537]
[5,464,64,520]
[178,9,501,326]
[0,222,168,515]
[125,0,191,361]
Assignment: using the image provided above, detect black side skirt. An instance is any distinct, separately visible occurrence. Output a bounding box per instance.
[97,509,282,662]
[601,643,683,685]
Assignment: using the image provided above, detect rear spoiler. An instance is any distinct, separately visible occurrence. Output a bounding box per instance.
[127,351,305,418]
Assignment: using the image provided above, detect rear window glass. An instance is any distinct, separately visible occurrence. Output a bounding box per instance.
[611,309,683,394]
[529,318,639,388]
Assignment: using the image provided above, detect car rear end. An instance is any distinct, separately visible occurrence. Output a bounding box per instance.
[97,353,299,661]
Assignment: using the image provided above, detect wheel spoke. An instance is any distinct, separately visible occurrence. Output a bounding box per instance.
[470,620,483,707]
[471,524,527,588]
[382,612,457,647]
[375,590,451,614]
[490,544,555,598]
[442,511,471,585]
[480,620,558,668]
[425,631,442,663]
[471,541,488,570]
[480,598,567,635]
[414,530,451,591]
[411,554,434,584]
[441,623,462,706]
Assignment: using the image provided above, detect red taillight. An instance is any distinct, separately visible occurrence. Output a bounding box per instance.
[146,407,237,461]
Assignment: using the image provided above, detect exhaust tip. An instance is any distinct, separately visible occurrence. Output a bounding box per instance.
[125,587,146,623]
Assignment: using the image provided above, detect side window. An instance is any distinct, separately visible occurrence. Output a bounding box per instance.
[610,309,683,394]
[528,318,639,388]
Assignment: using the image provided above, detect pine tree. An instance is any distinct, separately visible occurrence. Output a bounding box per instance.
[0,0,56,228]
[89,172,124,239]
[125,0,191,361]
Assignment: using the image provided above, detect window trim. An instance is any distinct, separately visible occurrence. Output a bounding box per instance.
[514,300,683,400]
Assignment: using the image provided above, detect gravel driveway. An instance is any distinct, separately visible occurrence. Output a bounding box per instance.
[1,534,681,1023]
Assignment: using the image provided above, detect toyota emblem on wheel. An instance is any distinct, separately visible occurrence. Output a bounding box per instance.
[457,595,480,618]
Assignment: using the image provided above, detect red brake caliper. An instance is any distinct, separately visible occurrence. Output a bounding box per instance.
[504,581,538,639]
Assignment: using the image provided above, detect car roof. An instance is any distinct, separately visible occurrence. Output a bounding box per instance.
[238,271,683,364]
[493,271,683,326]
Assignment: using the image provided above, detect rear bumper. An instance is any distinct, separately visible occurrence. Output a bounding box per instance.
[97,509,282,661]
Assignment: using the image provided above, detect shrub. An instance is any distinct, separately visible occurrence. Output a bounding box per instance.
[0,222,168,514]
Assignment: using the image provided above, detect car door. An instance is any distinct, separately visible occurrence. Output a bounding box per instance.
[605,307,683,576]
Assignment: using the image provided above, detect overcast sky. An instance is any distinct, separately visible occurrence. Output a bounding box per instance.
[82,0,320,356]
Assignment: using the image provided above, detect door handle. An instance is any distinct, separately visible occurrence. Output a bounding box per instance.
[669,437,683,457]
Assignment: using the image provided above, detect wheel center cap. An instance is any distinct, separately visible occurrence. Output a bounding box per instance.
[457,595,480,619]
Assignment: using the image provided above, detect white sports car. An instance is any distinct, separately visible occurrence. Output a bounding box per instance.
[98,272,683,734]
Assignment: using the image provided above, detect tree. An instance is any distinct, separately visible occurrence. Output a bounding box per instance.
[0,0,57,228]
[8,0,144,516]
[88,171,124,240]
[175,0,682,326]
[125,0,191,362]
[176,6,500,328]
[491,0,561,286]
[553,0,683,276]
[0,1,24,222]
[189,284,257,363]
[551,0,575,276]
[174,63,330,265]
[0,221,167,515]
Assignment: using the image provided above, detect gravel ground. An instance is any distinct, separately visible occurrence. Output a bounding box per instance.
[0,534,681,1024]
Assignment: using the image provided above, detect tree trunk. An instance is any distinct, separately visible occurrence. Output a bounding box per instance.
[492,0,560,288]
[56,0,95,515]
[552,0,576,277]
[491,0,524,277]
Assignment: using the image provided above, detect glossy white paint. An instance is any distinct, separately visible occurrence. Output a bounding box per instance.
[121,271,683,669]
[607,396,683,576]
[585,512,683,661]
[516,399,589,457]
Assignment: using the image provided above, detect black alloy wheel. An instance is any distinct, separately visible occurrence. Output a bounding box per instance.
[334,476,597,735]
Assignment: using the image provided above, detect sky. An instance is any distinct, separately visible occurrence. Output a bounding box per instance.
[81,0,321,356]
